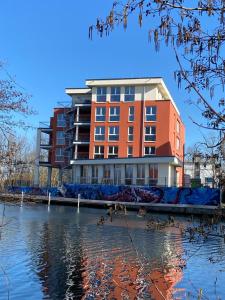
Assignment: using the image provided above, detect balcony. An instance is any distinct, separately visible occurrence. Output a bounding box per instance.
[76,152,89,159]
[39,122,52,134]
[74,115,91,125]
[73,133,90,144]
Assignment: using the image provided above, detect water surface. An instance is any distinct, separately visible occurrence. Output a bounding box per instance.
[0,203,225,299]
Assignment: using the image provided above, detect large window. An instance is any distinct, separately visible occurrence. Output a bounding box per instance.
[144,146,156,156]
[127,146,133,157]
[55,148,64,162]
[124,86,135,102]
[128,126,134,141]
[57,113,66,127]
[145,126,156,141]
[108,146,118,158]
[95,107,106,122]
[137,164,145,185]
[125,165,133,185]
[111,86,121,102]
[56,131,65,145]
[94,146,104,158]
[109,107,120,122]
[148,164,158,186]
[145,106,157,122]
[96,87,107,102]
[108,126,119,141]
[95,126,105,141]
[128,106,135,121]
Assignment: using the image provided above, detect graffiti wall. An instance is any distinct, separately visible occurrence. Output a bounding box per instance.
[63,184,220,206]
[7,184,220,206]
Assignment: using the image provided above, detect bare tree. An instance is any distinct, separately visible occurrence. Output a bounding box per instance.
[91,1,225,134]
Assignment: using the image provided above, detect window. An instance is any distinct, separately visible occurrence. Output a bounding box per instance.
[128,106,135,121]
[145,106,157,122]
[103,165,111,178]
[55,148,64,162]
[148,164,158,185]
[124,86,135,101]
[57,114,66,127]
[95,107,106,122]
[144,147,156,156]
[96,87,107,102]
[109,126,119,141]
[176,120,180,134]
[111,87,121,102]
[145,126,156,141]
[176,137,180,150]
[137,165,145,185]
[127,146,133,157]
[56,131,65,145]
[94,146,104,158]
[95,126,105,141]
[125,165,133,185]
[128,126,134,141]
[108,146,118,158]
[109,107,120,122]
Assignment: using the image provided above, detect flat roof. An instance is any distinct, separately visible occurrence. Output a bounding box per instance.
[86,76,163,81]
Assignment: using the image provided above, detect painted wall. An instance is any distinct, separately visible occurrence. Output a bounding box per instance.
[8,185,220,206]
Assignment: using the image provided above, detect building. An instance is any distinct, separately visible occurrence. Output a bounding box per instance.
[34,77,185,187]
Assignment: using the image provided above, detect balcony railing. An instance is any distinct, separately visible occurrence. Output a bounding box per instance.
[74,134,90,143]
[76,152,89,159]
[74,115,91,123]
[72,176,176,187]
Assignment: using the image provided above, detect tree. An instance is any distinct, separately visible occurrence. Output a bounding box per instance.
[90,1,225,135]
[0,62,34,136]
[185,133,224,187]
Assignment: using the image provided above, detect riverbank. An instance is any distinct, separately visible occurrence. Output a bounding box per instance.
[1,193,224,216]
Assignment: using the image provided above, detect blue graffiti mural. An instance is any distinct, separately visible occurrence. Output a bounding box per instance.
[63,184,220,206]
[7,184,220,206]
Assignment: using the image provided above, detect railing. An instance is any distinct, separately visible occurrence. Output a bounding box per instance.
[76,153,89,159]
[74,134,90,143]
[73,176,178,187]
[75,115,91,123]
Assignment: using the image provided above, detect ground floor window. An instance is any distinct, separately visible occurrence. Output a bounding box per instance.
[125,165,133,185]
[94,146,104,159]
[108,146,118,158]
[144,146,156,156]
[148,164,158,186]
[137,164,145,185]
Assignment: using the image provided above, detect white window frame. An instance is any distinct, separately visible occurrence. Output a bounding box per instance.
[145,106,157,122]
[127,146,133,157]
[128,106,135,122]
[95,107,106,122]
[56,131,65,145]
[110,86,121,102]
[94,146,104,158]
[144,146,156,156]
[94,126,105,141]
[145,126,156,142]
[124,86,135,102]
[128,126,134,141]
[55,148,64,162]
[108,146,118,158]
[96,87,107,102]
[57,113,66,127]
[109,107,120,122]
[108,126,119,141]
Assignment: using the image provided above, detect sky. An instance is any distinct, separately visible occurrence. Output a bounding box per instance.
[0,0,216,147]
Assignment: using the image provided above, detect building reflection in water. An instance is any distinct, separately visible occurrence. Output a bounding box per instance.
[27,210,185,300]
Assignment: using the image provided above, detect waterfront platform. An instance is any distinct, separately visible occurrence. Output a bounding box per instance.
[0,193,224,216]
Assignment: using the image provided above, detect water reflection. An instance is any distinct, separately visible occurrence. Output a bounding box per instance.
[1,204,225,299]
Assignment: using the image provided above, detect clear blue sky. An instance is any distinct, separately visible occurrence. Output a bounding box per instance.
[0,0,214,147]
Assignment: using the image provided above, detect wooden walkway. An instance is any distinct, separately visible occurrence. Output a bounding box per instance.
[0,193,224,216]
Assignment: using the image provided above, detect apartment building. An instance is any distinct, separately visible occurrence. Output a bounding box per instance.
[34,77,185,187]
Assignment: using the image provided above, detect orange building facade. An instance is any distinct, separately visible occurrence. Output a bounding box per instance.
[35,77,185,187]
